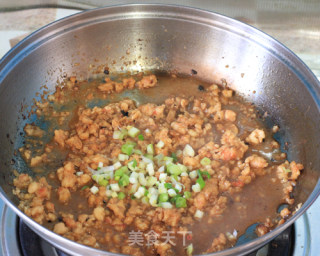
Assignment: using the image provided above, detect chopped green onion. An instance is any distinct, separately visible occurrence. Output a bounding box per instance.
[200,170,211,179]
[134,186,146,199]
[111,191,118,198]
[147,176,157,187]
[128,127,140,138]
[121,128,128,137]
[159,173,168,182]
[186,244,193,256]
[184,191,192,199]
[113,161,122,170]
[149,194,158,207]
[154,154,164,165]
[168,188,177,197]
[90,186,99,194]
[189,170,198,179]
[200,157,211,166]
[159,193,169,202]
[115,166,128,177]
[118,153,129,161]
[158,183,168,194]
[183,144,195,157]
[156,140,165,148]
[141,196,149,204]
[195,209,204,218]
[192,183,201,193]
[164,156,174,163]
[133,149,143,155]
[196,170,205,189]
[144,154,154,160]
[177,163,187,173]
[131,195,136,200]
[167,163,182,176]
[175,197,187,208]
[144,189,149,196]
[99,179,109,186]
[119,174,130,187]
[164,183,173,189]
[160,202,173,209]
[146,162,155,176]
[118,191,126,200]
[128,159,137,171]
[171,152,178,163]
[110,183,120,192]
[138,134,144,141]
[113,130,122,139]
[170,194,180,204]
[121,143,135,156]
[147,144,154,155]
[81,185,89,191]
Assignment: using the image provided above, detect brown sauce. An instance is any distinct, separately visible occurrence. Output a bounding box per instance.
[12,73,301,256]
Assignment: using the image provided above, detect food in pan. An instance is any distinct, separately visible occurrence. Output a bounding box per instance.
[12,72,302,255]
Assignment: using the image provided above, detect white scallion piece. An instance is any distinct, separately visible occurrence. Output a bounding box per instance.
[113,130,122,139]
[192,183,201,192]
[168,188,177,197]
[158,183,167,194]
[195,209,204,219]
[138,173,147,186]
[159,173,167,182]
[113,161,122,170]
[146,163,155,176]
[183,144,195,157]
[175,183,182,192]
[186,243,193,256]
[189,170,198,179]
[148,187,158,196]
[128,127,140,138]
[129,172,139,184]
[76,171,83,176]
[233,229,238,238]
[110,183,120,192]
[142,155,153,164]
[134,186,145,199]
[156,140,165,148]
[98,162,104,168]
[118,154,129,161]
[160,202,173,209]
[149,194,158,207]
[90,186,99,194]
[105,190,112,197]
[111,191,118,198]
[158,166,165,173]
[147,176,157,187]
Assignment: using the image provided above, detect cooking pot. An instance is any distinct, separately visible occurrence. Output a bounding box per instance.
[0,4,320,256]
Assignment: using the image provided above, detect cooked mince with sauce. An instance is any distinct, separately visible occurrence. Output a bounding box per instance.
[12,72,303,255]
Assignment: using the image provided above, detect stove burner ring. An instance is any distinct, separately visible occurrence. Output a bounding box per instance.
[18,219,68,256]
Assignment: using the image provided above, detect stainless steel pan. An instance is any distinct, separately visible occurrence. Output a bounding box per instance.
[0,4,320,256]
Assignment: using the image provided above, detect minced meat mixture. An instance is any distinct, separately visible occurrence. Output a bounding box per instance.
[12,73,303,256]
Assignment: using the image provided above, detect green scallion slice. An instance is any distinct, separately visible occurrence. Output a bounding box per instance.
[118,191,126,200]
[159,193,169,203]
[175,197,187,208]
[121,143,135,156]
